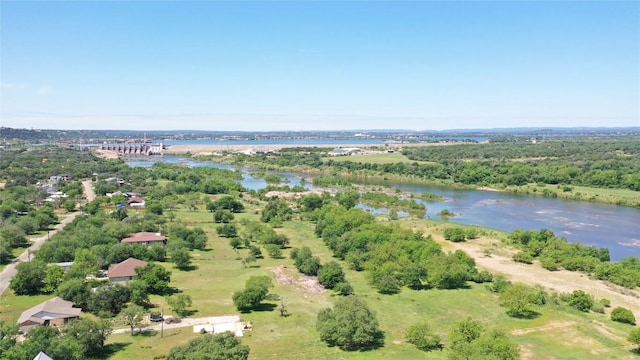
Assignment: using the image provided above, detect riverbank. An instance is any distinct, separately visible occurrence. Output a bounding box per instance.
[182,144,640,209]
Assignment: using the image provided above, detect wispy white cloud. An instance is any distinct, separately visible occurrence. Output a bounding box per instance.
[37,86,51,96]
[1,82,28,90]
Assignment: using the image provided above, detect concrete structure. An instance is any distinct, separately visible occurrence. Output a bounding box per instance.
[17,297,81,333]
[192,315,247,336]
[108,258,148,283]
[100,143,164,155]
[121,232,166,246]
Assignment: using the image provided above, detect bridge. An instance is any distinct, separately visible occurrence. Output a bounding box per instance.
[100,143,164,155]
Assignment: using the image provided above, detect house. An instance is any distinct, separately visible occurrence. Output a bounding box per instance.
[33,351,54,360]
[107,257,148,283]
[121,232,167,246]
[127,196,145,208]
[17,297,81,333]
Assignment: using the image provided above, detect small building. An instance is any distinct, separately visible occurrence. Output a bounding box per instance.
[121,232,166,246]
[33,351,54,360]
[127,196,145,208]
[48,262,73,273]
[107,257,148,283]
[17,297,81,333]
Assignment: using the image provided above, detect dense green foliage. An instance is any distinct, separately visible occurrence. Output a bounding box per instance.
[314,203,486,293]
[232,276,273,312]
[448,318,520,359]
[316,296,384,350]
[610,307,636,325]
[405,322,442,352]
[1,318,111,360]
[401,138,640,191]
[507,228,640,288]
[628,327,640,351]
[167,332,250,360]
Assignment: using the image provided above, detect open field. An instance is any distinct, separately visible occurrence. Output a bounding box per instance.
[103,202,640,358]
[2,195,639,359]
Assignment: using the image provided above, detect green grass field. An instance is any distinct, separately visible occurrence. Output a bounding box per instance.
[2,198,638,359]
[323,152,437,165]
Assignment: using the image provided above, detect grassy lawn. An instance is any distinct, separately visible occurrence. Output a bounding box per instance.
[2,198,637,359]
[323,153,436,165]
[505,183,640,207]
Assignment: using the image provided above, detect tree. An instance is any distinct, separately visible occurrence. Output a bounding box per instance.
[232,276,273,312]
[167,294,193,317]
[135,263,171,294]
[291,246,321,276]
[89,283,131,315]
[128,280,150,306]
[63,199,76,212]
[171,247,192,270]
[264,244,283,258]
[56,278,92,309]
[10,261,46,295]
[628,327,640,351]
[42,265,65,294]
[217,223,238,238]
[62,318,112,357]
[405,322,442,352]
[568,290,593,312]
[122,305,145,335]
[0,320,19,355]
[316,295,384,350]
[317,261,346,290]
[499,283,537,318]
[611,307,636,325]
[449,317,483,349]
[167,332,249,360]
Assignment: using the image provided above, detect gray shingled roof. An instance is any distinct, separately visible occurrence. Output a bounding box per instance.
[18,297,81,325]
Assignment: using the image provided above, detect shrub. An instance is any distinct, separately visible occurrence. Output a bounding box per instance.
[568,290,593,312]
[405,323,442,352]
[513,251,533,264]
[610,307,636,325]
[334,282,354,296]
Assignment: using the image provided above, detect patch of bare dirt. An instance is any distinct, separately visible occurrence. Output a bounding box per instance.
[271,266,295,285]
[299,275,326,294]
[445,240,640,315]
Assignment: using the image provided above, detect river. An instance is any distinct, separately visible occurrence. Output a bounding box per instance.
[127,156,640,261]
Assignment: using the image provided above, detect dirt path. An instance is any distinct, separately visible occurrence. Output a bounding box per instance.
[446,240,640,314]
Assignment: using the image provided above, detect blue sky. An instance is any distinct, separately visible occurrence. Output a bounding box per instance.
[2,1,638,131]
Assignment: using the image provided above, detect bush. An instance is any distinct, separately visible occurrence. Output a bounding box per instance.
[444,227,466,242]
[591,303,605,314]
[610,307,636,325]
[568,290,593,312]
[405,323,442,352]
[334,282,354,296]
[599,298,611,308]
[513,252,533,264]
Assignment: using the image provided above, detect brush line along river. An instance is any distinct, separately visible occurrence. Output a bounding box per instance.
[128,156,640,261]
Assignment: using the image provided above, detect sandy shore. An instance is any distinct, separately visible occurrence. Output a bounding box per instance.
[443,239,640,315]
[163,143,402,155]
